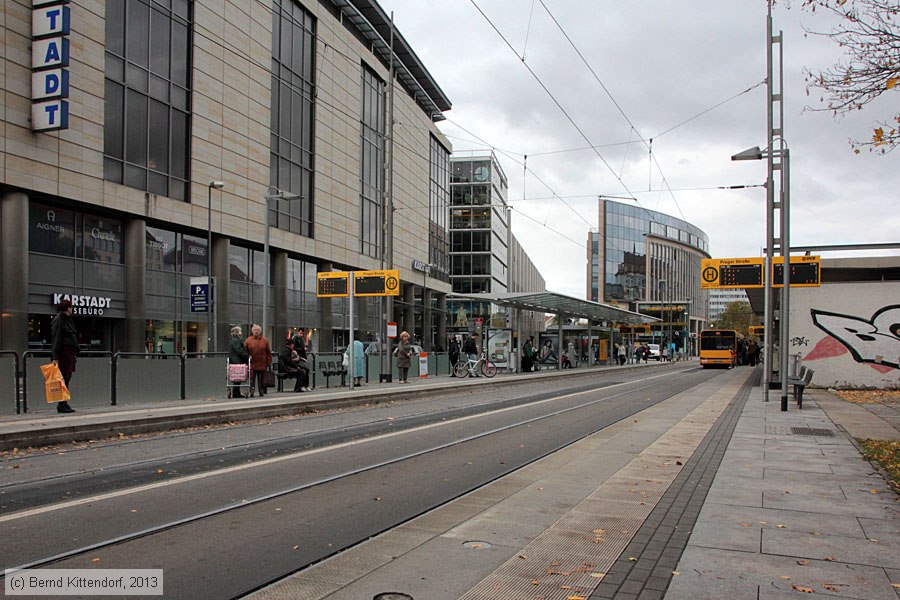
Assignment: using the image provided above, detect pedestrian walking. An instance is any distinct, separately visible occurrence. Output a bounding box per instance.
[396,331,413,383]
[50,299,78,413]
[244,324,272,397]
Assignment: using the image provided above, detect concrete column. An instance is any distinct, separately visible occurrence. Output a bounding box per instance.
[403,283,414,337]
[318,262,333,352]
[212,236,230,350]
[422,288,433,350]
[273,251,289,342]
[436,293,447,349]
[125,218,146,353]
[0,191,29,357]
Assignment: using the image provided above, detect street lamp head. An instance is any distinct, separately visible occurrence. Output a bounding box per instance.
[731,146,764,161]
[209,181,225,189]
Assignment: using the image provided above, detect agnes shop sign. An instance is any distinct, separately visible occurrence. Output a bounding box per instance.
[53,292,112,316]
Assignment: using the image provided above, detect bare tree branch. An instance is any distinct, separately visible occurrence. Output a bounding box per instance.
[799,0,900,153]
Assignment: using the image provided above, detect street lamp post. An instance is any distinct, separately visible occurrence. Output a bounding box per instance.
[658,279,667,353]
[207,181,224,353]
[262,187,302,339]
[732,142,791,410]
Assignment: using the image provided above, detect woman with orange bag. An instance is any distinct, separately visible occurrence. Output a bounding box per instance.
[51,299,79,413]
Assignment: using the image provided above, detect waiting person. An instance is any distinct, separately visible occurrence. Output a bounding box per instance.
[448,336,461,375]
[50,299,78,414]
[396,331,413,383]
[244,324,272,397]
[345,337,365,387]
[278,339,304,392]
[463,333,478,363]
[229,326,249,364]
[293,335,311,391]
[521,338,535,373]
[617,342,626,366]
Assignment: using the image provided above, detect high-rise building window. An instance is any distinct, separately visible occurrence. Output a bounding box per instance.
[360,65,385,258]
[270,0,315,237]
[104,0,192,201]
[429,136,450,278]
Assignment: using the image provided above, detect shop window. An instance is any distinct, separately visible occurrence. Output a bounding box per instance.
[146,227,177,271]
[181,234,207,275]
[29,203,76,257]
[229,245,250,283]
[80,214,124,263]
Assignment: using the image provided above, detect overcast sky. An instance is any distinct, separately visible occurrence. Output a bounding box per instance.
[378,0,899,298]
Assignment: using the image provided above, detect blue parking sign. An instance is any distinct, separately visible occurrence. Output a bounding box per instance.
[191,283,209,313]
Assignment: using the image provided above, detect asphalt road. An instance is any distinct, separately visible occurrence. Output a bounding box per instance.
[0,364,717,599]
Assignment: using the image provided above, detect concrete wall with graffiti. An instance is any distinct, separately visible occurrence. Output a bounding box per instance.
[790,281,900,389]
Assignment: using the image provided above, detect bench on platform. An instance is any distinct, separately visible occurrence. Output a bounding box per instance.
[788,366,814,409]
[317,359,346,388]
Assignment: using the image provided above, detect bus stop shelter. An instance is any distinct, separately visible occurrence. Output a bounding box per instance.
[447,292,659,371]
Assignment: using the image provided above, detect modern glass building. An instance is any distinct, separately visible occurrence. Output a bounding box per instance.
[588,199,711,351]
[447,152,544,339]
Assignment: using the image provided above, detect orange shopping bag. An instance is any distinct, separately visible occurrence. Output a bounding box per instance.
[40,363,70,403]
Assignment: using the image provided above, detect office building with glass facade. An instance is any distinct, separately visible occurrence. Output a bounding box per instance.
[0,0,453,358]
[448,152,544,339]
[588,198,710,351]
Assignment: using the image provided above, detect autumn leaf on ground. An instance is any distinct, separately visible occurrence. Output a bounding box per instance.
[797,560,809,566]
[823,584,842,592]
[792,584,814,593]
[292,545,299,550]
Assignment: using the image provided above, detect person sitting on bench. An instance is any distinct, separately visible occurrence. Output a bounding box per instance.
[277,340,304,392]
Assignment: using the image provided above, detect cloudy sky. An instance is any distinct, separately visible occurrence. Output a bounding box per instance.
[378,0,899,298]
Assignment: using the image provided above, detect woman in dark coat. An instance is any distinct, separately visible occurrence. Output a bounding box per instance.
[50,299,78,413]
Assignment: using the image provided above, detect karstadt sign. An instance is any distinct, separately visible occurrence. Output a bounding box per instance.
[32,0,71,131]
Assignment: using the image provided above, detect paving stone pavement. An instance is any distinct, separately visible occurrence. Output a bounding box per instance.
[664,387,900,600]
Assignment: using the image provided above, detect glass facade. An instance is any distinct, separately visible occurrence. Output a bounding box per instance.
[103,0,192,201]
[359,65,385,258]
[269,0,316,237]
[597,200,708,305]
[429,136,450,280]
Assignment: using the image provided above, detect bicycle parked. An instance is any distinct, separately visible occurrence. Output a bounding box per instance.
[453,350,497,378]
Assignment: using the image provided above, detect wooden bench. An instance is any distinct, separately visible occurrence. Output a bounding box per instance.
[788,366,814,409]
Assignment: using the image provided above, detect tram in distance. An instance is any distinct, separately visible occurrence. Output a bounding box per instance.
[699,329,739,368]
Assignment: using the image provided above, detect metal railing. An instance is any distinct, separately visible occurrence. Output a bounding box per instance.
[22,350,114,413]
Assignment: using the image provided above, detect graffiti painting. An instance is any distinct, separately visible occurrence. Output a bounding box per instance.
[810,305,900,371]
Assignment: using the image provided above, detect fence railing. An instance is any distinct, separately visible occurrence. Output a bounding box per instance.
[4,349,460,414]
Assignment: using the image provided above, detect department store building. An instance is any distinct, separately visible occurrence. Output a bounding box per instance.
[0,0,454,357]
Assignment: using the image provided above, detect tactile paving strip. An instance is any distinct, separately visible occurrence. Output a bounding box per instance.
[459,376,741,600]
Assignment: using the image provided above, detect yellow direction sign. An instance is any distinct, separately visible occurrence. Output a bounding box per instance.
[772,255,821,287]
[701,257,764,289]
[316,272,350,297]
[701,256,820,289]
[354,269,401,297]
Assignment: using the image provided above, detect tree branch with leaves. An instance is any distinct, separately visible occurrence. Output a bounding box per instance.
[800,0,900,153]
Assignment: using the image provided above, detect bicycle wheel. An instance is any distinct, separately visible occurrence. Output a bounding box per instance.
[453,361,470,378]
[479,361,497,378]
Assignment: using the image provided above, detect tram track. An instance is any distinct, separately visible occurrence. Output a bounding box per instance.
[0,371,664,513]
[2,367,714,599]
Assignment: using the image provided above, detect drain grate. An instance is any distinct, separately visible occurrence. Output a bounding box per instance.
[790,427,834,437]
